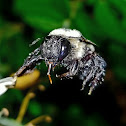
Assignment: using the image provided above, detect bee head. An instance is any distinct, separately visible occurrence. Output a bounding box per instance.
[41,35,71,65]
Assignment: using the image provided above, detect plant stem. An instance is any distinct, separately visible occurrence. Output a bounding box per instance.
[16,92,35,123]
[25,115,52,126]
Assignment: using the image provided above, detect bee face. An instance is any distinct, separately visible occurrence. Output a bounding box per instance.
[41,35,71,65]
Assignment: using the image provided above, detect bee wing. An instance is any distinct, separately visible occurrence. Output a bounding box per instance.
[81,36,97,46]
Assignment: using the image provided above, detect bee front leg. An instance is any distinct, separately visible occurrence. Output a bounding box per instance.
[15,47,43,77]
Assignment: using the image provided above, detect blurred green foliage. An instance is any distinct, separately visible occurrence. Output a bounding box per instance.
[0,0,126,80]
[0,0,126,126]
[0,0,126,81]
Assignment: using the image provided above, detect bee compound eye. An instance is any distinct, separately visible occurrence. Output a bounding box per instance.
[58,38,71,61]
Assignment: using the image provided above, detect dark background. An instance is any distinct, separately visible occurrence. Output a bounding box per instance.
[0,0,126,126]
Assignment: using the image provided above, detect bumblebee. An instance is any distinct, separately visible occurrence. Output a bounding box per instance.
[15,28,107,95]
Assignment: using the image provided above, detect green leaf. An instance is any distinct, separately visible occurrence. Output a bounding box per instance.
[108,44,126,65]
[108,0,126,15]
[86,0,96,5]
[122,16,126,30]
[74,5,105,45]
[74,9,93,39]
[29,103,57,116]
[0,89,23,107]
[0,33,30,70]
[108,44,126,82]
[28,101,42,116]
[24,16,62,32]
[94,1,126,43]
[13,0,69,31]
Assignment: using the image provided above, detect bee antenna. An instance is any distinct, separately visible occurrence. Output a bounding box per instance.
[29,38,41,47]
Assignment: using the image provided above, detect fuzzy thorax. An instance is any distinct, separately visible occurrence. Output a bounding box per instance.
[49,28,82,38]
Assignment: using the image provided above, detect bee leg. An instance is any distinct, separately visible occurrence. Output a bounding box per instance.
[56,60,78,79]
[47,64,52,84]
[80,69,93,91]
[15,47,43,77]
[56,72,73,79]
[88,69,105,95]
